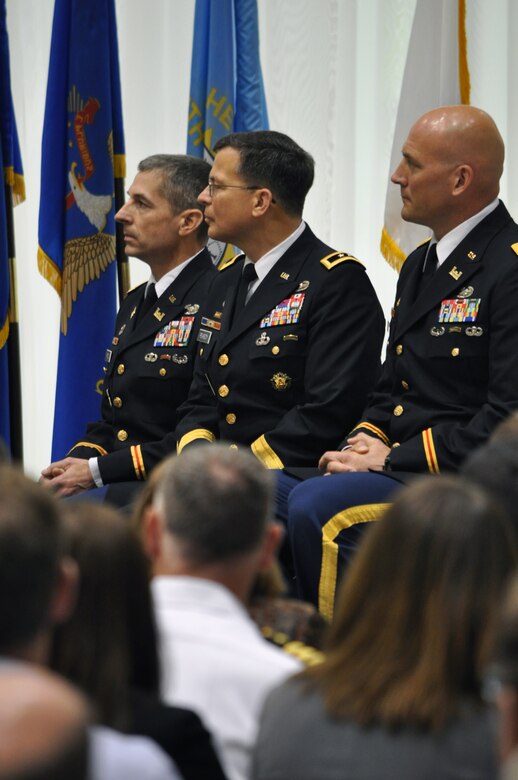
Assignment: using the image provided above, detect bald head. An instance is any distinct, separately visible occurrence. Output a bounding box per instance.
[392,105,505,238]
[0,666,89,779]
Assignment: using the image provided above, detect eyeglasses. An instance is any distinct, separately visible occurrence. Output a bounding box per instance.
[207,182,260,198]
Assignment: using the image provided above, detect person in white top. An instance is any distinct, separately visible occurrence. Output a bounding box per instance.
[142,445,301,780]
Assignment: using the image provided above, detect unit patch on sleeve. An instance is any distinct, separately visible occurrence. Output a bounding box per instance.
[154,316,194,347]
[438,298,481,323]
[260,293,305,328]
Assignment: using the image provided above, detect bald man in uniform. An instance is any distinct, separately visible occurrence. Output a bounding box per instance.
[281,106,518,616]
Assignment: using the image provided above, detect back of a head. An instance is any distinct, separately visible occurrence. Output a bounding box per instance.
[0,468,62,656]
[311,475,517,730]
[0,666,89,780]
[155,445,273,566]
[462,439,518,541]
[50,502,159,727]
[214,130,314,217]
[138,153,211,240]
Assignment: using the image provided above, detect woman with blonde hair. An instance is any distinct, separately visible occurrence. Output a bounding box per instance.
[253,475,517,780]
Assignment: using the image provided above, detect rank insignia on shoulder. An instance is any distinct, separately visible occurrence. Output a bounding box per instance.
[184,303,199,315]
[320,251,364,270]
[218,253,242,271]
[297,280,310,292]
[457,286,474,298]
[271,372,291,391]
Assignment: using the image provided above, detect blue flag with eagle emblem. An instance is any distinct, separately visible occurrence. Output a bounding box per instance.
[187,0,268,265]
[0,0,24,456]
[38,0,125,461]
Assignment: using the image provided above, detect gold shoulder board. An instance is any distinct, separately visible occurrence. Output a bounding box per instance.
[320,251,364,270]
[218,253,243,271]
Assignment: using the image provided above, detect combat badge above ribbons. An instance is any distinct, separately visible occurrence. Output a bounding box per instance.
[260,293,305,328]
[154,316,194,347]
[438,298,481,323]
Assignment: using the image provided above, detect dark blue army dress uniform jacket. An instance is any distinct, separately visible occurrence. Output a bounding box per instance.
[68,248,216,483]
[349,201,518,473]
[176,225,385,468]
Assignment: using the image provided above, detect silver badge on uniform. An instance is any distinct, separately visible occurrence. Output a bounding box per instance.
[105,349,113,362]
[465,326,483,337]
[197,329,212,344]
[172,354,189,364]
[458,286,474,298]
[145,352,158,362]
[184,303,199,315]
[256,332,270,346]
[297,280,310,292]
[430,326,445,337]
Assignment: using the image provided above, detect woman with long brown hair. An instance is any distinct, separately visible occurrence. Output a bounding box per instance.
[253,475,517,780]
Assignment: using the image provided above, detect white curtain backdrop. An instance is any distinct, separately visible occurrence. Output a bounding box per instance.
[5,0,518,477]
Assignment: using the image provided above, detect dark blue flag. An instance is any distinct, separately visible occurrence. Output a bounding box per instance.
[38,0,125,461]
[0,0,24,456]
[187,0,268,264]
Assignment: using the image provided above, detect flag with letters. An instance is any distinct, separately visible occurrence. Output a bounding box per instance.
[380,0,471,271]
[0,0,24,455]
[187,0,268,264]
[38,0,125,461]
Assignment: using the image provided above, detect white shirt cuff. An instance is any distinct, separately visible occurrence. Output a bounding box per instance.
[89,457,104,488]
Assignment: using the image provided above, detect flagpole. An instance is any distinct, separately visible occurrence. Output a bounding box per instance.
[4,182,22,463]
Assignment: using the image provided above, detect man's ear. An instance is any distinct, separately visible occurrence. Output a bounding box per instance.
[50,557,79,626]
[452,164,473,196]
[141,505,164,563]
[251,188,275,217]
[179,208,204,236]
[257,521,284,571]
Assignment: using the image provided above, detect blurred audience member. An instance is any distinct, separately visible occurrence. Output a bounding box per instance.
[253,476,516,780]
[0,665,89,780]
[0,466,181,780]
[143,446,301,780]
[50,502,227,780]
[492,575,518,779]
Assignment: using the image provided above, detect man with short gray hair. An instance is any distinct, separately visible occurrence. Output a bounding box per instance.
[41,154,216,501]
[143,445,301,780]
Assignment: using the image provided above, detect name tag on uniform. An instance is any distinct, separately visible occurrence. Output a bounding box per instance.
[438,298,481,323]
[154,316,194,347]
[260,293,305,328]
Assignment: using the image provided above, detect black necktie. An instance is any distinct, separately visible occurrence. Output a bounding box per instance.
[423,243,438,277]
[136,284,157,325]
[233,263,258,317]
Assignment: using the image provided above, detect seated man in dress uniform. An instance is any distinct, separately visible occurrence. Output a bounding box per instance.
[40,154,216,501]
[175,130,384,468]
[279,105,518,618]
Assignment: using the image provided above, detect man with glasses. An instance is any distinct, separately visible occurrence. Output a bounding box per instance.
[176,130,384,469]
